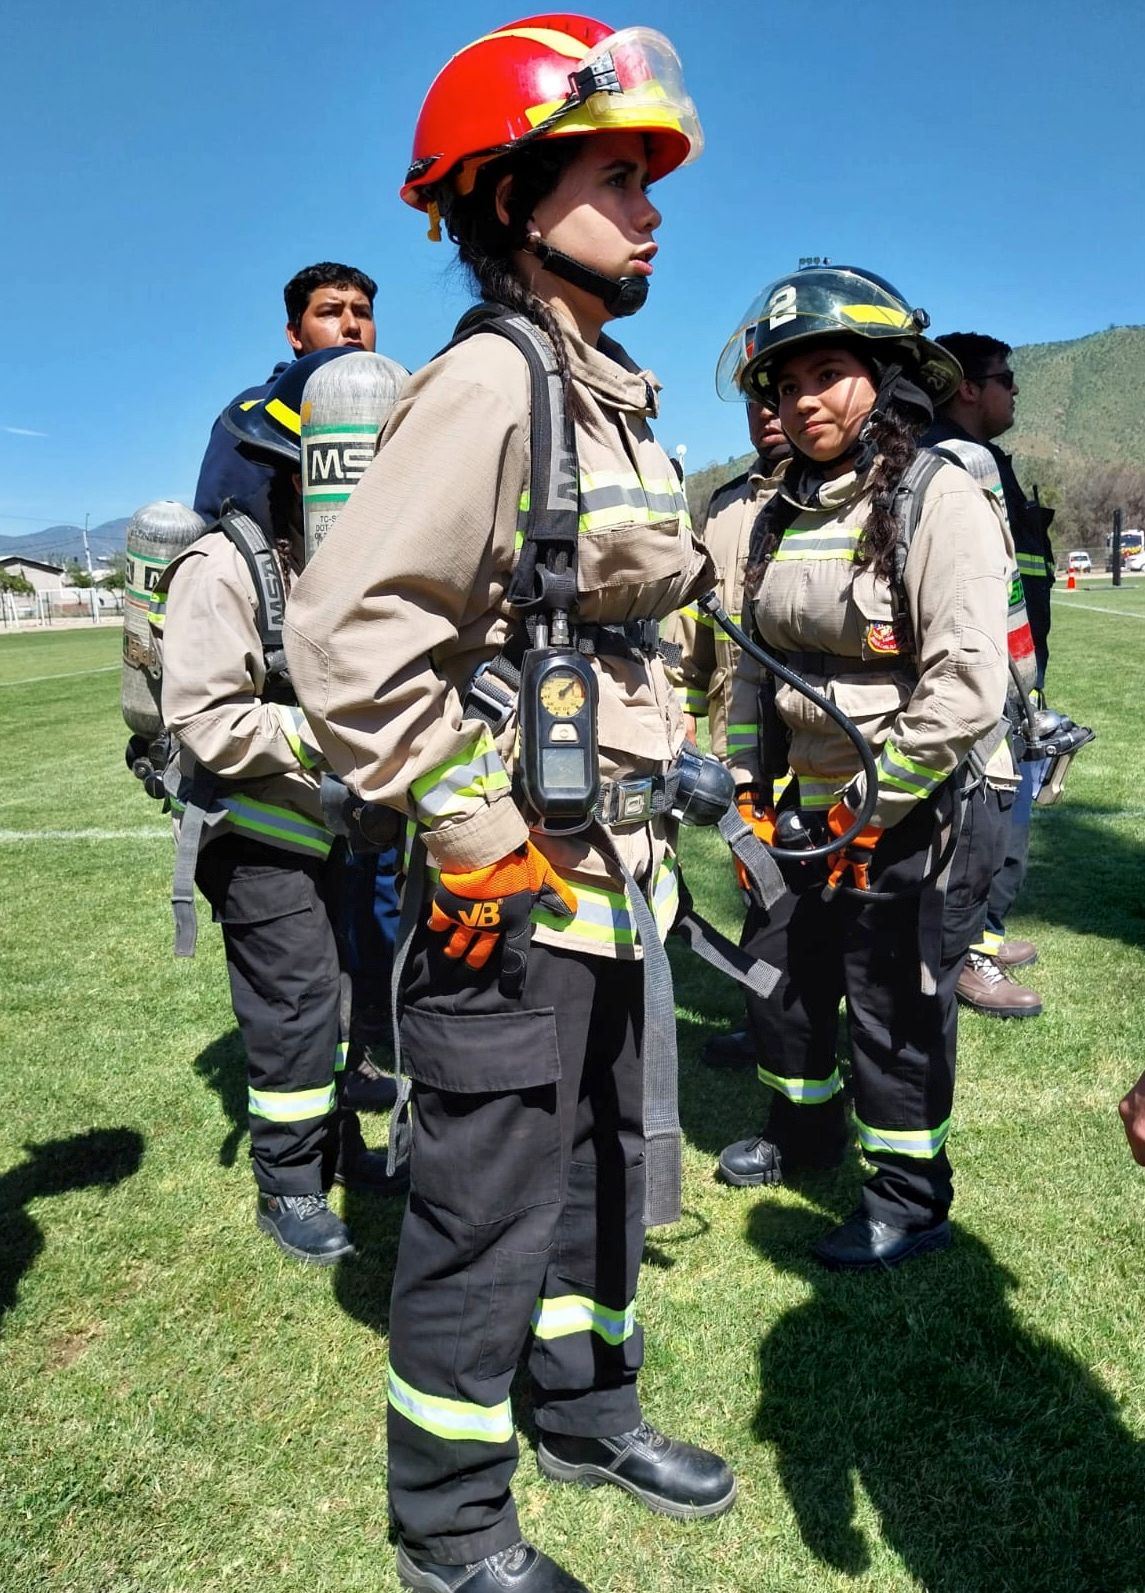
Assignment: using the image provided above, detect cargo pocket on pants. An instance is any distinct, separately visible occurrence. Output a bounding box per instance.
[401,1004,562,1225]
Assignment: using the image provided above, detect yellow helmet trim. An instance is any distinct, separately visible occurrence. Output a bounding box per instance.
[472,26,591,57]
[839,304,915,330]
[265,397,301,435]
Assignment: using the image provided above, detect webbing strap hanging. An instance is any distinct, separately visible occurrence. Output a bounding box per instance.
[588,823,681,1227]
[385,834,425,1178]
[716,807,785,910]
[168,761,218,957]
[446,304,579,616]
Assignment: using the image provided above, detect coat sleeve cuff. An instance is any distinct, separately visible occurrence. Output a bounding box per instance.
[422,798,530,873]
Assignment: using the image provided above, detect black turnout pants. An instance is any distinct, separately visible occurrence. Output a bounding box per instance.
[387,934,646,1564]
[744,782,997,1229]
[195,834,345,1196]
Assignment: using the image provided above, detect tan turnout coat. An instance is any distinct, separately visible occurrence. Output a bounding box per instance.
[285,319,714,958]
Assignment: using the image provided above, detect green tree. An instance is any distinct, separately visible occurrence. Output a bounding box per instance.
[63,561,95,589]
[0,569,34,595]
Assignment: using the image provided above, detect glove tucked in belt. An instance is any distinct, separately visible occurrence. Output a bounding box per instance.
[824,799,881,894]
[429,841,577,996]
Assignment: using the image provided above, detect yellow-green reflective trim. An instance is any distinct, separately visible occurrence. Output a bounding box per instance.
[411,729,511,821]
[878,738,944,797]
[533,855,678,946]
[531,1292,636,1345]
[775,525,862,563]
[855,1114,951,1159]
[248,1082,335,1122]
[334,1039,348,1075]
[683,687,707,715]
[387,1365,513,1445]
[798,778,839,810]
[1017,553,1050,578]
[170,792,332,857]
[757,1065,844,1105]
[280,707,320,770]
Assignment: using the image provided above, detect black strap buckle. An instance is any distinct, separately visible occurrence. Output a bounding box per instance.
[597,776,657,826]
[462,660,517,733]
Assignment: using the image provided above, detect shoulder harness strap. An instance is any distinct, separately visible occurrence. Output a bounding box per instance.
[445,303,579,617]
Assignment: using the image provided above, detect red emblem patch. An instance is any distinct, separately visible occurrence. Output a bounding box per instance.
[866,621,903,656]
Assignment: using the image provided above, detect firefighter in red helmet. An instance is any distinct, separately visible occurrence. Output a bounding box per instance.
[286,15,734,1592]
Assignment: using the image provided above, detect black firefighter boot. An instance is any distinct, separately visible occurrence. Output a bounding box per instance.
[718,1092,848,1186]
[326,1108,408,1197]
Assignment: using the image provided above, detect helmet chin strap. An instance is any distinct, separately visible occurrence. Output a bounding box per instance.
[528,236,648,318]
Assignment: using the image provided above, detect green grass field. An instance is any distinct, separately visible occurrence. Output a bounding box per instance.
[2,596,1144,1593]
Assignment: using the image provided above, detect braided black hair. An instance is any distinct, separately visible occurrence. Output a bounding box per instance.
[441,139,588,417]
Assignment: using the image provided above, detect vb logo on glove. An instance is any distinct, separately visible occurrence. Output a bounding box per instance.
[428,841,577,996]
[457,901,503,929]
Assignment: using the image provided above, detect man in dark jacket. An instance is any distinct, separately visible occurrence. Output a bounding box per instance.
[925,331,1055,1017]
[193,262,378,521]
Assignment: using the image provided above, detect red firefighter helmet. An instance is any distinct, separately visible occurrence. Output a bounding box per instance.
[401,15,702,213]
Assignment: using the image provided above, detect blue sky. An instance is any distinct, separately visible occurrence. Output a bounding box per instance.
[2,0,1141,532]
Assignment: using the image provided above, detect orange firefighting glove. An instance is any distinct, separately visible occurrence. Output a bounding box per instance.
[734,787,778,892]
[823,800,882,895]
[429,841,577,996]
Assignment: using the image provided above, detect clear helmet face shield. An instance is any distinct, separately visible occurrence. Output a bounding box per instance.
[527,27,704,176]
[715,268,959,403]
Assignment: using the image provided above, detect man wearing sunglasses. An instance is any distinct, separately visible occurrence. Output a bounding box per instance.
[924,331,1056,1019]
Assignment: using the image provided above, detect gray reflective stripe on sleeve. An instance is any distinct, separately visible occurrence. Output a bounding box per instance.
[531,1292,636,1345]
[877,739,945,798]
[409,729,511,822]
[387,1365,513,1444]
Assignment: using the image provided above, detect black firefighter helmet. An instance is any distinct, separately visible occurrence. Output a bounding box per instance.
[716,264,963,408]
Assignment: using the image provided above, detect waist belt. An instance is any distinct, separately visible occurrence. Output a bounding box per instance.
[777,649,914,676]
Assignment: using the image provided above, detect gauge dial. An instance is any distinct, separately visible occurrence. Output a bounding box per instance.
[539,670,587,719]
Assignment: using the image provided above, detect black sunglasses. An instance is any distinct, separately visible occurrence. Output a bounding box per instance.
[978,369,1016,390]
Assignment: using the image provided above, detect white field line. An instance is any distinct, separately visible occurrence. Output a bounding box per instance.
[0,828,169,842]
[1057,600,1145,620]
[0,664,120,686]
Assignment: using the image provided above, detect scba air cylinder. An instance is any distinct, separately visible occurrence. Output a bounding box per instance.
[121,500,205,738]
[301,351,408,564]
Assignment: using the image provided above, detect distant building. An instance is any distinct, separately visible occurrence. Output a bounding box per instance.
[0,555,65,592]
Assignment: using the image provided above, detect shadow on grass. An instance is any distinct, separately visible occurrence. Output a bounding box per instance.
[192,1029,248,1168]
[1026,806,1145,951]
[0,1128,145,1326]
[748,1202,1145,1591]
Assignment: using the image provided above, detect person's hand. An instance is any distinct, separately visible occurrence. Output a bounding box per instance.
[682,712,698,746]
[429,842,576,995]
[1119,1070,1145,1165]
[824,800,881,894]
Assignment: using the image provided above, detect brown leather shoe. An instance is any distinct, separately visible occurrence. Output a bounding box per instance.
[994,939,1038,970]
[956,952,1043,1018]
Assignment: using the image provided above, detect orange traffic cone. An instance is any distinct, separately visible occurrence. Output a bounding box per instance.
[1066,571,1076,590]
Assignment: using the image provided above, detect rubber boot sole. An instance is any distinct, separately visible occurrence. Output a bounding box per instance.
[536,1444,737,1520]
[955,993,1043,1019]
[716,1158,783,1188]
[255,1211,355,1266]
[395,1543,463,1592]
